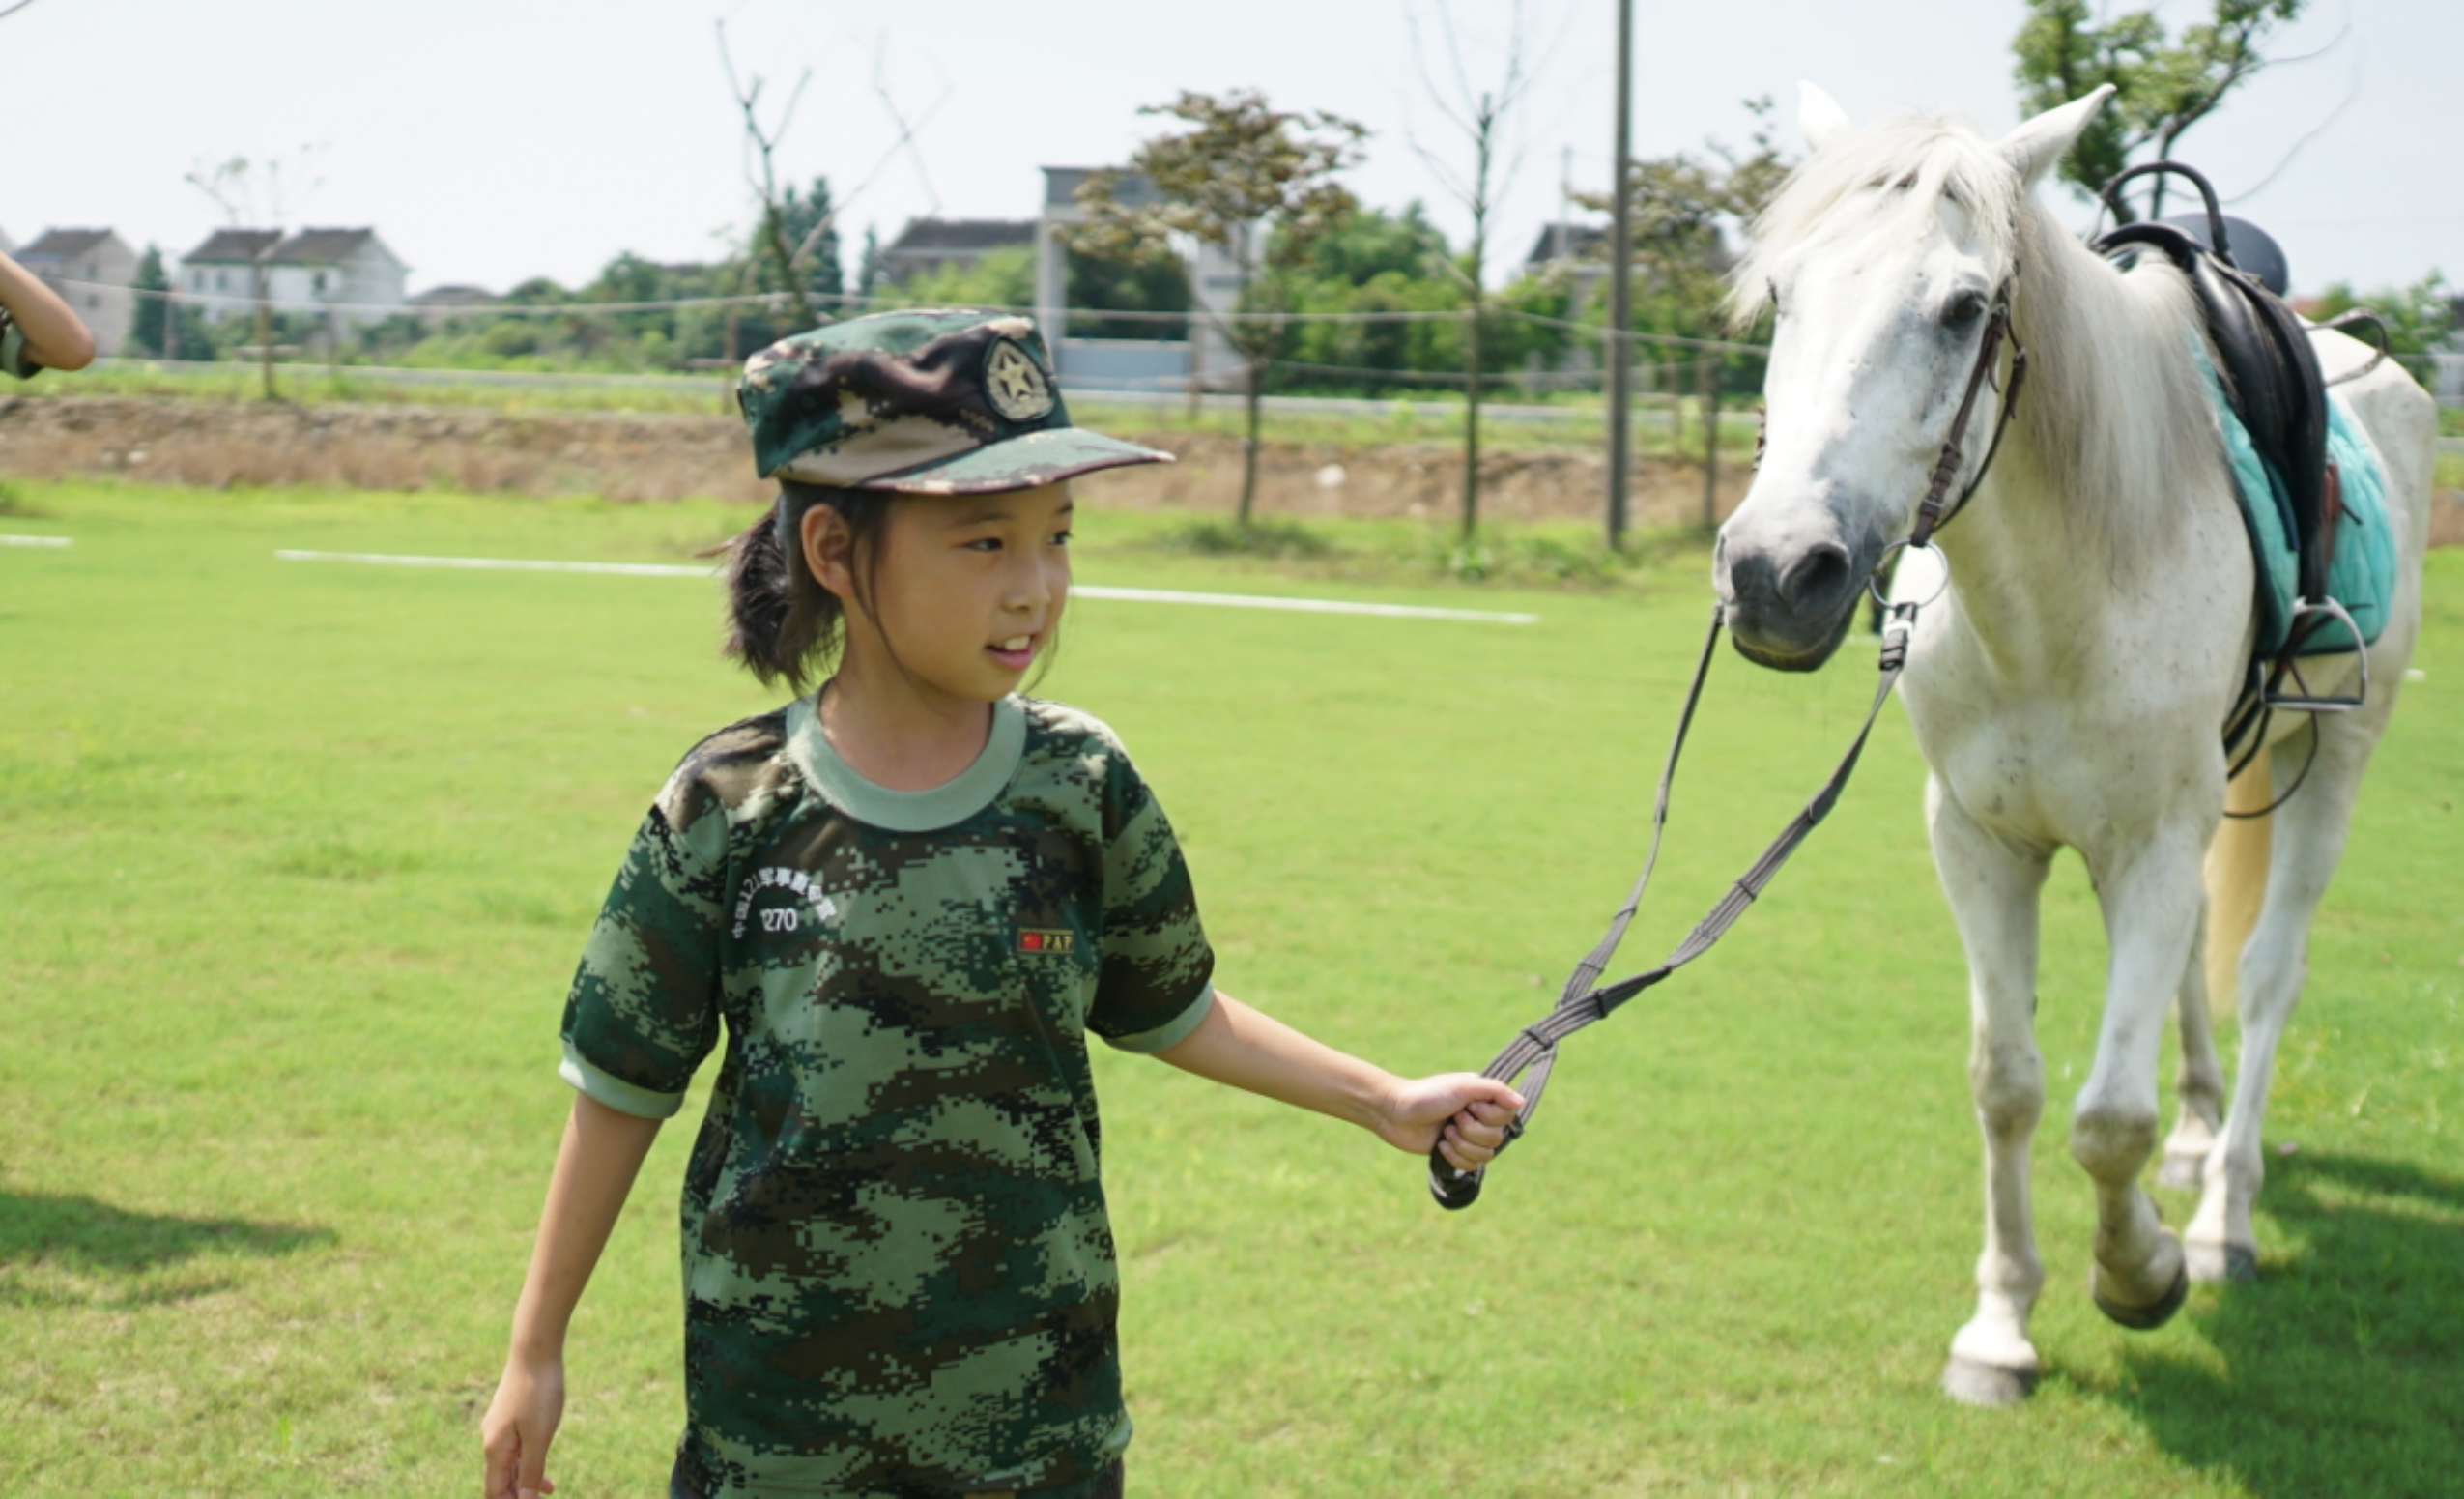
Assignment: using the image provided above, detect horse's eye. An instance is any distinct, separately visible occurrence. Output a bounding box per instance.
[1944,290,1988,329]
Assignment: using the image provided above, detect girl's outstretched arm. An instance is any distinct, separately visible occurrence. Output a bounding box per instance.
[1156,990,1523,1172]
[0,251,96,371]
[481,1093,663,1499]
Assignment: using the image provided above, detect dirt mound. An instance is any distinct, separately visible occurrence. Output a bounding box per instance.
[0,394,1742,528]
[0,394,760,504]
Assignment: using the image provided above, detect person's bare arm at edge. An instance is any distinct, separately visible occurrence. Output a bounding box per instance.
[481,1093,663,1499]
[1157,990,1524,1172]
[0,251,96,371]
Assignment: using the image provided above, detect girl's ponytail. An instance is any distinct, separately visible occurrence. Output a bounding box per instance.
[721,482,890,692]
[722,497,798,685]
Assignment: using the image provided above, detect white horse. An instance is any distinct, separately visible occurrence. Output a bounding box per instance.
[1715,84,2434,1405]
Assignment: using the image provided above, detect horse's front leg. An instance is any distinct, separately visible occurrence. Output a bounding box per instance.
[2076,824,2203,1330]
[1928,785,2053,1406]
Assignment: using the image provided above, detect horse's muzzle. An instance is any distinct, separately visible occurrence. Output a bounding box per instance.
[1716,532,1872,672]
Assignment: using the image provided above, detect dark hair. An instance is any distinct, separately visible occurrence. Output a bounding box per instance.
[722,480,895,691]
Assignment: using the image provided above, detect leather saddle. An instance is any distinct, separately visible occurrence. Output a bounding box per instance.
[2091,162,2363,729]
[2093,162,2336,611]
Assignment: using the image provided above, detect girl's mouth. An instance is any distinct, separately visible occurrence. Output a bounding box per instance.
[987,634,1037,671]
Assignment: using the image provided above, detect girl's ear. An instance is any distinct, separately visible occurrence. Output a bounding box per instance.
[802,504,857,600]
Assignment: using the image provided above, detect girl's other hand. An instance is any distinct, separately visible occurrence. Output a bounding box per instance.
[481,1355,565,1499]
[1377,1075,1526,1171]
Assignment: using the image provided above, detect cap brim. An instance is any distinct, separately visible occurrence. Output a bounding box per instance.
[856,426,1173,495]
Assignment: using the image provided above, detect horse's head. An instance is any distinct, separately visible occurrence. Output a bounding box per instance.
[1713,83,2111,671]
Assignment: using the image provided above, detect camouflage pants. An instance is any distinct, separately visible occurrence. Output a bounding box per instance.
[667,1456,1125,1499]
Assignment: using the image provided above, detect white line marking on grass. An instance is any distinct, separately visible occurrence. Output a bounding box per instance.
[275,549,707,577]
[274,549,1540,624]
[3,534,72,548]
[1072,585,1535,624]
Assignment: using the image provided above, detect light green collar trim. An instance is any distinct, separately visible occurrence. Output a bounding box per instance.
[785,692,1026,832]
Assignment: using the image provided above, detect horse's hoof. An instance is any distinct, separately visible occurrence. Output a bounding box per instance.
[1942,1355,2037,1407]
[2186,1241,2258,1284]
[2093,1254,2191,1330]
[2155,1151,2206,1191]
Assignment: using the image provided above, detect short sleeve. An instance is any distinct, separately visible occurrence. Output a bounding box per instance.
[559,783,730,1117]
[1,310,42,380]
[1087,752,1215,1053]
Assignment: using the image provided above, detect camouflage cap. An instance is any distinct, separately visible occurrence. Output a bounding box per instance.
[737,308,1173,495]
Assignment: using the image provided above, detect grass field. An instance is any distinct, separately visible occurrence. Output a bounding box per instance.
[2,480,2458,1496]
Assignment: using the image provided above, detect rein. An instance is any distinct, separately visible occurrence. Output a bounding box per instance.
[1428,282,2026,1211]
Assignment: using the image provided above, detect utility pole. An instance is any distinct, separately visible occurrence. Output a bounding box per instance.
[1605,0,1635,549]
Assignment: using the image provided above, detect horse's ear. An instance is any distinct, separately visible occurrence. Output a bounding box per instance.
[1995,83,2116,188]
[1798,81,1852,153]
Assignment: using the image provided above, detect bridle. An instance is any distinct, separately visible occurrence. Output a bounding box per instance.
[1908,279,2028,549]
[1427,272,2030,1210]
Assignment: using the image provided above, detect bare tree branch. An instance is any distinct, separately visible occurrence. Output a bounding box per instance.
[2226,32,2362,204]
[1404,0,1554,542]
[717,19,819,325]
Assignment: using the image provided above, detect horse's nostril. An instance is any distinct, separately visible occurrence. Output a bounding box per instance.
[1783,544,1852,609]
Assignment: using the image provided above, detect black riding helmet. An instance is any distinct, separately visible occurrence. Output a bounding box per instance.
[2158,212,2290,298]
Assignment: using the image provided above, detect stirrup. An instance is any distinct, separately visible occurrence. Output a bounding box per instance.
[2263,596,2368,713]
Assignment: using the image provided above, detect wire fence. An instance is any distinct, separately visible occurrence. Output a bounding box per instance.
[44,273,1772,392]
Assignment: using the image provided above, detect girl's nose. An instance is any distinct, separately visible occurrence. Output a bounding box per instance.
[1006,554,1060,612]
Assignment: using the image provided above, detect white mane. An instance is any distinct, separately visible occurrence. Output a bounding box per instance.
[1730,110,2218,557]
[1729,111,2023,325]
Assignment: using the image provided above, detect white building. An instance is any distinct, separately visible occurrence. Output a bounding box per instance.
[16,228,140,356]
[877,218,1037,285]
[179,229,281,320]
[1034,166,1245,394]
[178,227,409,328]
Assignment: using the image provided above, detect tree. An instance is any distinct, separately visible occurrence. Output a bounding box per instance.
[1275,204,1455,389]
[2013,0,2305,215]
[772,176,846,303]
[186,151,319,400]
[2310,272,2456,386]
[882,246,1037,311]
[1575,101,1789,526]
[1064,248,1190,342]
[1577,100,1787,351]
[855,227,884,299]
[1066,90,1365,528]
[1406,0,1553,542]
[125,245,171,359]
[716,25,857,329]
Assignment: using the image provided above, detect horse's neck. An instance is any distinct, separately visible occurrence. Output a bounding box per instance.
[1934,209,2237,674]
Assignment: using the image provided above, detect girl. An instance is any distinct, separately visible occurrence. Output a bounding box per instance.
[480,310,1523,1499]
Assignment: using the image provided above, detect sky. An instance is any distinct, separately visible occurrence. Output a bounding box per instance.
[5,0,2455,302]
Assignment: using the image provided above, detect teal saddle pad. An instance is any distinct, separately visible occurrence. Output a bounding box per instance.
[2193,344,2393,658]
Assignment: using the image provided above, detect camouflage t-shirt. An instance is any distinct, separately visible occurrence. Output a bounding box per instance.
[560,693,1215,1498]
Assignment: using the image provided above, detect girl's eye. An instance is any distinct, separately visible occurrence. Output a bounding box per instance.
[963,536,1003,553]
[1049,529,1073,547]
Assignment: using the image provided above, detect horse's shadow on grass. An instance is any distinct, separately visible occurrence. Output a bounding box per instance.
[2105,1150,2464,1499]
[0,1188,334,1308]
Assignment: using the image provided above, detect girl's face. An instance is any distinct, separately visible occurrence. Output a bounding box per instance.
[806,481,1074,712]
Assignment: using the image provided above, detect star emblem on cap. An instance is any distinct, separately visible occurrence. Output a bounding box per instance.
[985,340,1055,421]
